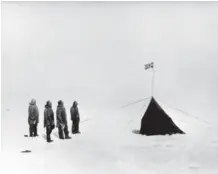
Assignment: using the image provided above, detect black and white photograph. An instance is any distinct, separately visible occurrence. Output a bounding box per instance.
[1,1,218,174]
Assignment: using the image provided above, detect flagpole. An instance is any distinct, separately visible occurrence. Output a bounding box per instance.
[145,62,155,98]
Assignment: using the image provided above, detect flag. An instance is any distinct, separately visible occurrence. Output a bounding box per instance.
[144,62,154,70]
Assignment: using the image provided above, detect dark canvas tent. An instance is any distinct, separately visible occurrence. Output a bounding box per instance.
[140,97,185,135]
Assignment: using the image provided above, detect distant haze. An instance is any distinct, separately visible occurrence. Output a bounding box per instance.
[2,2,218,124]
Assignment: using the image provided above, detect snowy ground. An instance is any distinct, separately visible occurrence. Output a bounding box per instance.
[1,99,218,174]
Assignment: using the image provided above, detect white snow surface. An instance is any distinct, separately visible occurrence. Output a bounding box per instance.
[1,99,218,174]
[2,2,218,173]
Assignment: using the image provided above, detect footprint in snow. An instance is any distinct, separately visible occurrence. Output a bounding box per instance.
[189,164,200,170]
[165,144,173,148]
[21,150,32,153]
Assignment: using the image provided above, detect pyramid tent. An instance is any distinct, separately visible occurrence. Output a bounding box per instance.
[140,97,185,135]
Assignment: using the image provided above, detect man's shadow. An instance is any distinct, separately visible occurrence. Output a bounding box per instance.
[132,129,140,134]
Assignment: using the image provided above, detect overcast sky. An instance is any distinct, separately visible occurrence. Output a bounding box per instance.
[2,2,218,124]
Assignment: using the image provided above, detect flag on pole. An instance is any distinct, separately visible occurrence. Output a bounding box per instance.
[144,62,154,70]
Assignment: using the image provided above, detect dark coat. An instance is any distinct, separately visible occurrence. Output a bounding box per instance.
[28,101,39,125]
[44,106,55,128]
[56,105,68,128]
[70,106,80,121]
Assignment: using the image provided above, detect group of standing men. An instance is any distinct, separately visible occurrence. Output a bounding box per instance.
[28,99,80,143]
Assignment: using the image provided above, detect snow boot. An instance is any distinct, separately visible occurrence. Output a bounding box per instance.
[65,135,72,139]
[47,135,53,143]
[47,139,54,143]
